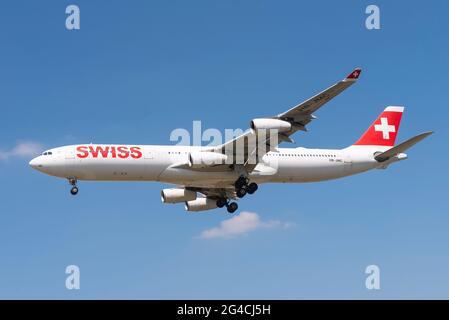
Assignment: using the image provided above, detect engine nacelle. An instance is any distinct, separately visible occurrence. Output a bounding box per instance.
[161,188,197,204]
[185,198,218,212]
[188,152,228,168]
[250,118,292,133]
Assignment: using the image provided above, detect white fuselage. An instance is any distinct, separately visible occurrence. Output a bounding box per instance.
[29,144,396,189]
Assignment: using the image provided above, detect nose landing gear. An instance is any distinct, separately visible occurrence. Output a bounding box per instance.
[70,186,79,195]
[68,178,79,195]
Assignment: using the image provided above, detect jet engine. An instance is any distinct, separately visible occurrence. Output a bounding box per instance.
[185,198,218,212]
[161,188,197,203]
[250,118,292,133]
[188,152,228,168]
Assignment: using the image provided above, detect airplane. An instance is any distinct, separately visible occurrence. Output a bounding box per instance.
[29,68,432,213]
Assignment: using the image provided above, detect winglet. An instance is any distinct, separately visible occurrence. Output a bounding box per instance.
[345,68,362,81]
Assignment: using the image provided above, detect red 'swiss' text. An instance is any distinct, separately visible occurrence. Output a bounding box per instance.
[76,146,143,159]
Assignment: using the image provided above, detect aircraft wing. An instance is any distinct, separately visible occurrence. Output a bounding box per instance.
[211,68,362,169]
[276,68,361,122]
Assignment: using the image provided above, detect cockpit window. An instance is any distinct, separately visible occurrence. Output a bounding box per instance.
[42,151,53,156]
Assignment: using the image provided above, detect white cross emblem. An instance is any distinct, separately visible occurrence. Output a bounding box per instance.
[352,71,359,77]
[374,117,395,140]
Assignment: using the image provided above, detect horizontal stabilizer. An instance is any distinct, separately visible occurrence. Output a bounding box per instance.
[375,131,433,162]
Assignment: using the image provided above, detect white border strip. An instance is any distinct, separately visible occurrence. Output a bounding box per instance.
[384,106,404,112]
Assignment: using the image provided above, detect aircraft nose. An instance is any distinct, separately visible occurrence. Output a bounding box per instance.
[29,157,42,169]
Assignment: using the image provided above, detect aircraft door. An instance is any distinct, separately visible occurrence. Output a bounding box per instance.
[64,146,77,174]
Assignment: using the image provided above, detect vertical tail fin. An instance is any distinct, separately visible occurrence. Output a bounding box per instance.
[353,106,404,146]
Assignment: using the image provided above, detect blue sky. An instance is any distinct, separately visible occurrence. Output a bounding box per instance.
[0,0,448,299]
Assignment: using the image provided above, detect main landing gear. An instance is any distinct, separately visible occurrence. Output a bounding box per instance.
[68,178,78,195]
[216,198,239,214]
[234,176,258,198]
[214,176,258,214]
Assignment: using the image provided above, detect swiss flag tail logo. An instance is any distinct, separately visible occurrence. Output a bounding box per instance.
[354,106,404,146]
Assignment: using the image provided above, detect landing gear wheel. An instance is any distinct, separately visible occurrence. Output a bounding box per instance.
[247,182,258,194]
[216,198,227,208]
[68,177,78,195]
[234,176,248,189]
[70,186,79,195]
[236,187,247,198]
[227,202,238,213]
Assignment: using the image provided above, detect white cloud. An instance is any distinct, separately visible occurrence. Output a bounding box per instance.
[0,141,43,160]
[198,211,293,240]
